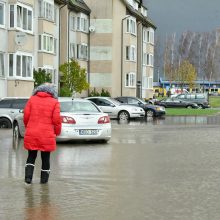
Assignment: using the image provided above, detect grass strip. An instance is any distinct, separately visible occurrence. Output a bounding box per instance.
[166,108,220,116]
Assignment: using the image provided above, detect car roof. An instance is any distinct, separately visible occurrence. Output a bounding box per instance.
[0,97,29,100]
[58,97,90,102]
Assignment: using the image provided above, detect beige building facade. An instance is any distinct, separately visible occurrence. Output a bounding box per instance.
[85,0,156,99]
[0,0,155,99]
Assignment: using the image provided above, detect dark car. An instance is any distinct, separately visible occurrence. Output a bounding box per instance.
[154,98,199,108]
[114,96,166,117]
[175,93,210,109]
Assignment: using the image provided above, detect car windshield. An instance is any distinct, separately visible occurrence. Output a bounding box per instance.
[60,101,100,113]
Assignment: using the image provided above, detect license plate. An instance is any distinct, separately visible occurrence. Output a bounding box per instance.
[79,129,98,135]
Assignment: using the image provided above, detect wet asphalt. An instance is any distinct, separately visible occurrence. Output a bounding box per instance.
[1,116,220,220]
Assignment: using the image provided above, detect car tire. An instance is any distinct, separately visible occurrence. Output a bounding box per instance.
[0,118,12,128]
[146,109,155,117]
[118,111,130,120]
[186,105,192,109]
[197,104,203,109]
[13,122,21,138]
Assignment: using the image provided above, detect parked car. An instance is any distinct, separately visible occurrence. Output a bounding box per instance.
[114,96,166,117]
[175,93,210,108]
[0,97,29,128]
[13,98,112,142]
[154,98,199,108]
[85,97,145,120]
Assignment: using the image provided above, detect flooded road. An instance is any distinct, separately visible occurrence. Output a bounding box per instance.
[1,116,220,220]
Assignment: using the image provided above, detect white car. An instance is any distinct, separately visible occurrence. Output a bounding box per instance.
[85,97,145,120]
[13,98,111,142]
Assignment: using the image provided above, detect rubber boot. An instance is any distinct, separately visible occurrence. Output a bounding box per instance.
[25,164,35,184]
[40,170,50,184]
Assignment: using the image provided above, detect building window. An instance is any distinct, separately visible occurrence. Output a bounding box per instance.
[70,16,75,31]
[126,45,136,61]
[148,77,153,89]
[39,34,56,54]
[76,16,88,32]
[70,43,76,59]
[146,53,154,66]
[126,18,136,35]
[9,3,33,33]
[38,0,54,21]
[141,7,148,17]
[0,52,4,77]
[127,0,138,10]
[77,44,88,60]
[0,2,5,28]
[38,67,53,83]
[125,72,136,87]
[147,28,154,44]
[8,53,33,79]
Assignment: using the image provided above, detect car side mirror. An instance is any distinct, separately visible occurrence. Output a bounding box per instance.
[110,104,115,107]
[19,109,24,113]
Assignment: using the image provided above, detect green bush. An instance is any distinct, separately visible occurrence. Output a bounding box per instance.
[89,88,111,97]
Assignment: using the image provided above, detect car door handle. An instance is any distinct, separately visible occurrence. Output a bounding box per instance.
[10,111,15,113]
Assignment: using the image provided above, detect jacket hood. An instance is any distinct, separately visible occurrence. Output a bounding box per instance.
[32,84,58,99]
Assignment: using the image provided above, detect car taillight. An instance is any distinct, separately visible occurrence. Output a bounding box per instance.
[98,116,110,124]
[61,116,76,124]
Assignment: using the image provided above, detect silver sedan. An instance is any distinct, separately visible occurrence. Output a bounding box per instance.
[85,97,145,120]
[13,98,111,142]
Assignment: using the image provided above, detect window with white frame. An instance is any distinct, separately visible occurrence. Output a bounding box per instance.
[9,3,33,33]
[70,16,75,31]
[0,52,5,77]
[77,44,88,60]
[70,43,76,59]
[147,28,154,44]
[0,2,5,27]
[38,67,53,82]
[39,34,56,54]
[125,72,136,87]
[143,53,146,65]
[126,18,136,35]
[143,30,147,42]
[127,0,138,10]
[141,7,148,17]
[146,53,154,66]
[76,16,88,32]
[126,45,136,61]
[38,0,54,21]
[8,52,33,78]
[148,77,153,89]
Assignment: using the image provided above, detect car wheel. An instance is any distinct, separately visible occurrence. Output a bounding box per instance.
[0,118,12,128]
[146,109,155,117]
[197,104,203,109]
[186,105,192,109]
[13,122,21,138]
[118,111,130,120]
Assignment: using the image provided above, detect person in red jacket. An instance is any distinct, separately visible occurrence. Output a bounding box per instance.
[23,83,61,184]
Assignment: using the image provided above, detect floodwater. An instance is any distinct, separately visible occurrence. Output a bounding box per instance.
[1,116,220,220]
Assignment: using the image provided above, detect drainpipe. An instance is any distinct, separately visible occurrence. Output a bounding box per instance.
[88,14,91,96]
[121,15,131,96]
[137,21,143,98]
[58,1,68,95]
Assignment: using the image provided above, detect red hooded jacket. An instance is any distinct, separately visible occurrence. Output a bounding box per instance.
[23,92,61,152]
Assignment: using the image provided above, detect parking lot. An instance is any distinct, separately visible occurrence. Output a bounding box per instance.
[1,117,220,220]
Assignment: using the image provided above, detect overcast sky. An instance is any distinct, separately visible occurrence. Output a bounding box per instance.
[144,0,220,39]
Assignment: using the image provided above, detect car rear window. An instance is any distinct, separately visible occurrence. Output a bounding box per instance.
[60,101,100,112]
[11,99,28,109]
[0,99,13,108]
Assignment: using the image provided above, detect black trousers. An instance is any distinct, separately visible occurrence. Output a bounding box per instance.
[26,150,50,170]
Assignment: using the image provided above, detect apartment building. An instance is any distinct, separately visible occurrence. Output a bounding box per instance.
[84,0,156,98]
[0,0,65,98]
[60,0,90,97]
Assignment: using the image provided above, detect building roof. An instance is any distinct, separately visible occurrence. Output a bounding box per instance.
[68,0,91,14]
[122,0,156,29]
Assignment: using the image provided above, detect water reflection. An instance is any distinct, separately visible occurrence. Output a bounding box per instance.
[113,115,220,126]
[24,185,58,220]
